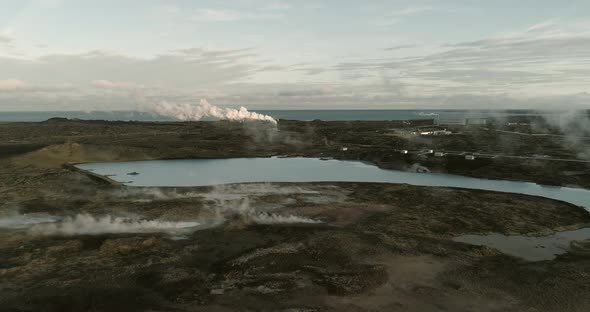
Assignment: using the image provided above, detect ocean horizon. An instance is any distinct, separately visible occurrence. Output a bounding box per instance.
[0,109,583,122]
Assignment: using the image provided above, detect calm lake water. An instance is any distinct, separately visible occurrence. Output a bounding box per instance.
[77,157,590,210]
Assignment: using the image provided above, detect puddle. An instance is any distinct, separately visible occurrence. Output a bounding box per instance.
[453,228,590,261]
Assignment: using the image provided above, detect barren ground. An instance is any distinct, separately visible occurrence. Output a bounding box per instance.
[1,119,590,311]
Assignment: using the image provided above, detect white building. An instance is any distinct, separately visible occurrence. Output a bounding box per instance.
[436,119,466,126]
[466,118,488,125]
[420,130,452,136]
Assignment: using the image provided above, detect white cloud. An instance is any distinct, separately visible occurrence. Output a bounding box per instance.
[262,1,290,11]
[373,6,436,28]
[1,19,589,110]
[192,8,282,22]
[0,33,16,52]
[91,80,143,90]
[384,44,416,51]
[0,34,13,44]
[91,79,117,89]
[0,48,263,89]
[36,0,65,7]
[148,2,288,24]
[526,20,558,33]
[335,20,590,99]
[371,18,401,28]
[0,79,27,91]
[390,6,434,17]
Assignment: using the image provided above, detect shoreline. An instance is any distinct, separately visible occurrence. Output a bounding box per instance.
[70,157,590,213]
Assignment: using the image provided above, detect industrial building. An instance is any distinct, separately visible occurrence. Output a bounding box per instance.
[436,119,467,126]
[436,118,488,126]
[466,118,488,125]
[420,129,452,136]
[385,129,418,136]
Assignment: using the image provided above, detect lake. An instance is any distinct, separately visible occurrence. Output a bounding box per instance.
[76,157,590,210]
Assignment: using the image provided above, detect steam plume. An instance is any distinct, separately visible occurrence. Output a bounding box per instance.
[155,99,277,124]
[251,212,321,224]
[538,110,590,159]
[4,184,323,237]
[203,185,322,225]
[30,214,201,236]
[0,213,59,229]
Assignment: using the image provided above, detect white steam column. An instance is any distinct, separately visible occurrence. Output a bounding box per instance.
[155,99,277,125]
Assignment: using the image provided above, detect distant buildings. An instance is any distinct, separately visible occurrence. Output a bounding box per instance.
[419,129,452,136]
[385,129,418,136]
[466,118,488,125]
[385,127,452,137]
[507,122,530,126]
[436,118,488,126]
[437,118,466,126]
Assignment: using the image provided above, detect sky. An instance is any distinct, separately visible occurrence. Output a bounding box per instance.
[0,0,589,111]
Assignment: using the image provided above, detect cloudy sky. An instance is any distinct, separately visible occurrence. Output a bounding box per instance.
[1,0,589,111]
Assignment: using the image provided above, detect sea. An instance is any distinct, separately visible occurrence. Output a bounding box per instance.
[0,110,565,122]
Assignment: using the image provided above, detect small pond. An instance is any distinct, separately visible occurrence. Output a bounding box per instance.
[453,228,590,261]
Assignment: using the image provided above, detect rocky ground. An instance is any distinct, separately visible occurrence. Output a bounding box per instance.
[1,119,590,311]
[1,118,588,187]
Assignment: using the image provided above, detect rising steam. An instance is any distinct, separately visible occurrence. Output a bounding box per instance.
[155,99,277,124]
[0,212,59,230]
[2,184,323,237]
[30,214,201,236]
[536,110,590,159]
[251,212,321,224]
[203,185,322,225]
